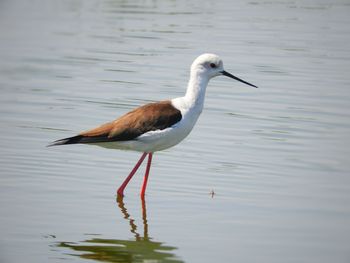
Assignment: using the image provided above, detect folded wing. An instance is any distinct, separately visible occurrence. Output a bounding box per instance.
[48,100,182,146]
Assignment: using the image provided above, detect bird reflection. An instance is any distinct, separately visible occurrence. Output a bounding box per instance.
[57,197,183,263]
[116,196,149,242]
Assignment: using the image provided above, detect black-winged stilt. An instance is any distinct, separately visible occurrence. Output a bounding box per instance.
[49,53,258,198]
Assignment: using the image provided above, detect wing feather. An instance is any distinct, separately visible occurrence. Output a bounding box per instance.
[48,100,182,146]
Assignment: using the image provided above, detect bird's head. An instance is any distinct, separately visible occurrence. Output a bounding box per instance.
[191,53,258,88]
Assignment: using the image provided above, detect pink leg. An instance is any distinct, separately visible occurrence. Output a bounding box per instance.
[117,152,147,197]
[140,153,153,199]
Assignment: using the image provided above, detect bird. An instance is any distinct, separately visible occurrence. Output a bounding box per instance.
[48,53,258,199]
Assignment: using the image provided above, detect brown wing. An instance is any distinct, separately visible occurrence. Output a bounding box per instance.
[48,100,182,146]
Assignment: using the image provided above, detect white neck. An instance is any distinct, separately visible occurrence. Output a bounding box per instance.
[184,69,210,112]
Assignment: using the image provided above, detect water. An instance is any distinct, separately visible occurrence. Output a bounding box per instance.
[1,0,350,262]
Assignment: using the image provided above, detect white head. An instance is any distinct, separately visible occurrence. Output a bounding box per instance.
[191,53,224,79]
[191,53,258,88]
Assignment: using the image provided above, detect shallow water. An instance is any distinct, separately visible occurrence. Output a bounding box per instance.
[1,0,350,262]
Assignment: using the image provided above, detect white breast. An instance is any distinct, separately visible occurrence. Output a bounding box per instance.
[135,97,202,152]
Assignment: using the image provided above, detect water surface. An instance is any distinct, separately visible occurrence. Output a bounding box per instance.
[1,0,350,262]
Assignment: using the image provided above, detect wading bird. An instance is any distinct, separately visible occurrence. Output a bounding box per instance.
[49,53,257,199]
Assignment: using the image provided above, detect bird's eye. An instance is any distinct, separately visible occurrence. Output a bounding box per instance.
[210,63,216,68]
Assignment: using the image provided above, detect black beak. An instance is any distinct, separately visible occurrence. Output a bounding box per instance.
[221,70,258,88]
